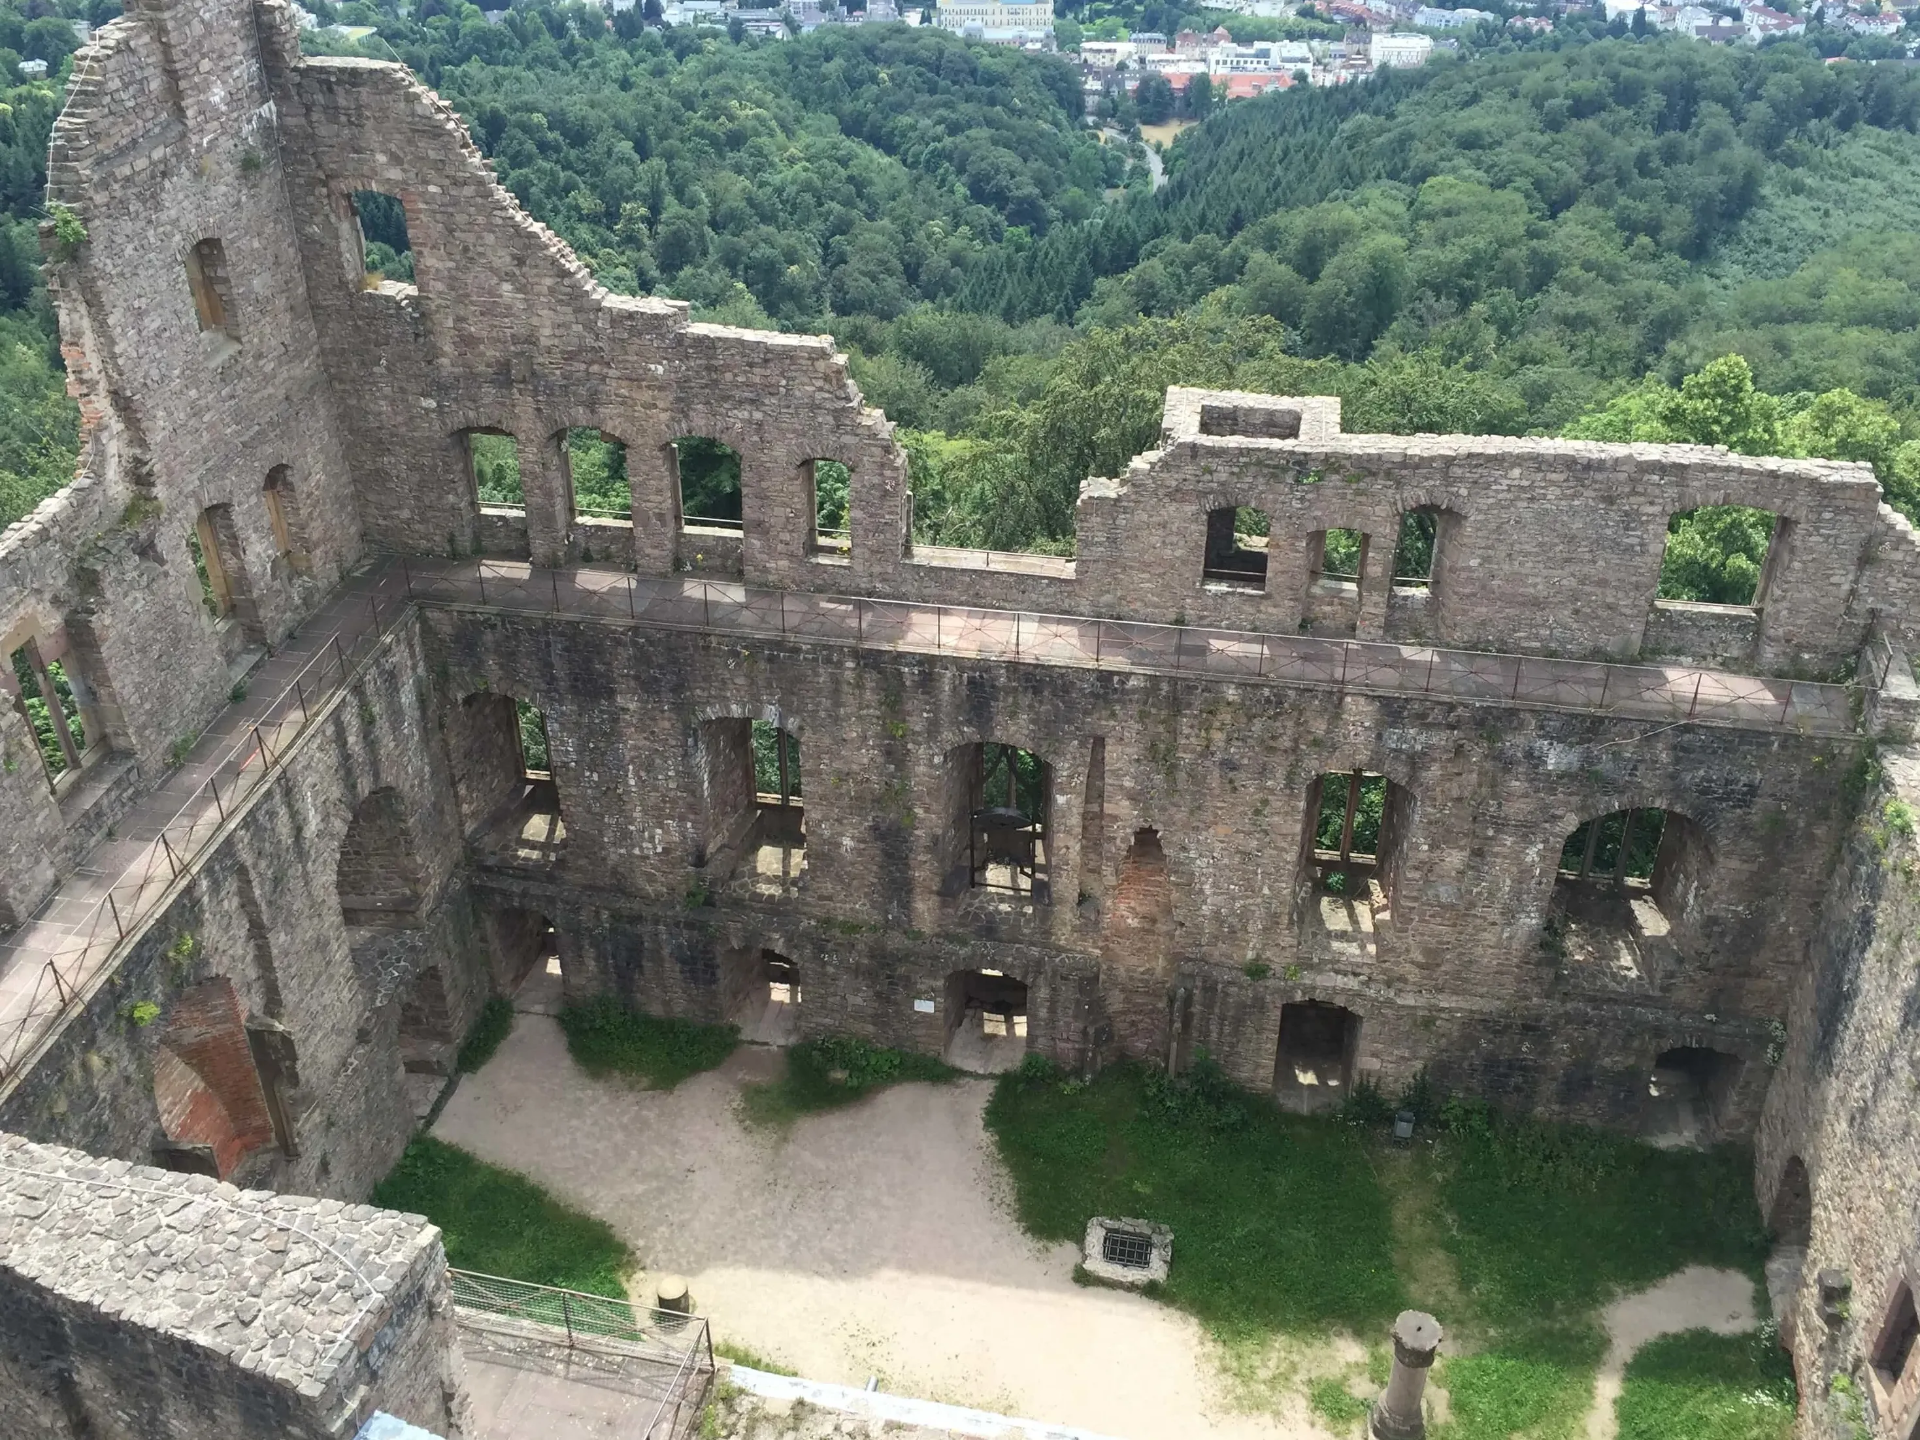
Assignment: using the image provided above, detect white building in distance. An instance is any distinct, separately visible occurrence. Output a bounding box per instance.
[935,0,1054,39]
[1371,30,1433,63]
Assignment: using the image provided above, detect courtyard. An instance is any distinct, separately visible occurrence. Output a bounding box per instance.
[413,982,1794,1440]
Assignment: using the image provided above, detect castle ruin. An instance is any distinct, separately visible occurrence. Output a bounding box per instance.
[3,0,1920,1433]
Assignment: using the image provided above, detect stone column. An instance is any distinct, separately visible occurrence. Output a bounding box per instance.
[1370,1310,1443,1440]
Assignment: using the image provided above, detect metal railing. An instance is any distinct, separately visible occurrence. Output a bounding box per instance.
[0,584,406,1084]
[398,556,1857,737]
[450,1270,714,1440]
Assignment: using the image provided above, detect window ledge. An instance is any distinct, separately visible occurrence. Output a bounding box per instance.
[808,552,853,569]
[908,544,1075,579]
[1651,598,1758,619]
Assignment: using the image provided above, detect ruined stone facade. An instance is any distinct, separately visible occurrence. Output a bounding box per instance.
[4,0,1920,1433]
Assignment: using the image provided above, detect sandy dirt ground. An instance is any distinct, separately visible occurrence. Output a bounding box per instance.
[433,1015,1317,1440]
[1583,1266,1759,1440]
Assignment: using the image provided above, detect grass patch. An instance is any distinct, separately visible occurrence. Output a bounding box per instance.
[370,1135,632,1297]
[1437,1325,1606,1440]
[1309,1375,1371,1428]
[984,1058,1404,1335]
[456,995,514,1074]
[1615,1331,1795,1440]
[739,1034,959,1127]
[557,995,739,1089]
[714,1339,799,1376]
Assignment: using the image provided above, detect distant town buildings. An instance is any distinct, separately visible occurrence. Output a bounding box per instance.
[1372,30,1435,64]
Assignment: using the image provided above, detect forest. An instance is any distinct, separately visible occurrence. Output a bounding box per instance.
[2,0,1919,592]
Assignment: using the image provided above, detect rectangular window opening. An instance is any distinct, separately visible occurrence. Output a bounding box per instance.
[674,436,742,532]
[1875,1282,1920,1390]
[351,190,414,288]
[468,432,524,513]
[9,639,90,786]
[1203,506,1269,591]
[1320,527,1364,581]
[568,428,630,523]
[185,238,238,342]
[1394,510,1436,587]
[968,742,1050,901]
[1659,507,1782,608]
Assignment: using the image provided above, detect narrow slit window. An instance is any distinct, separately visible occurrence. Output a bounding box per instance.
[263,466,299,557]
[351,190,413,286]
[567,428,630,522]
[810,459,851,556]
[467,432,523,511]
[673,436,742,531]
[185,238,238,341]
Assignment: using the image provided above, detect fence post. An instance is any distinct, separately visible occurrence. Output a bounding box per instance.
[562,1291,574,1347]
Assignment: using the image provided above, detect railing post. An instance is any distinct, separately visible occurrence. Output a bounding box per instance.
[332,634,348,678]
[210,776,225,824]
[552,568,560,613]
[562,1290,574,1347]
[1424,650,1435,693]
[108,892,124,939]
[1339,643,1351,690]
[1780,684,1795,726]
[1510,657,1523,702]
[295,677,308,722]
[402,553,413,597]
[160,835,181,879]
[1597,666,1611,711]
[254,724,275,768]
[627,573,636,621]
[1687,671,1704,719]
[477,558,487,605]
[703,583,711,630]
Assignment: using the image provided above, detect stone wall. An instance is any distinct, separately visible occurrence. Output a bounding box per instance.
[1757,745,1920,1439]
[0,1132,471,1438]
[0,616,483,1202]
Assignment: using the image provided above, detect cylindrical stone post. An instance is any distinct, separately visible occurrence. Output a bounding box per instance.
[1370,1310,1443,1440]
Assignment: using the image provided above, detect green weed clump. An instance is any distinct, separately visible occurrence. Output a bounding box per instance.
[984,1058,1404,1336]
[740,1034,958,1127]
[1615,1330,1795,1440]
[371,1136,632,1297]
[556,996,739,1089]
[1309,1376,1371,1429]
[456,995,514,1074]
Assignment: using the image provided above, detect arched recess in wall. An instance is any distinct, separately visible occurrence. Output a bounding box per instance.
[336,786,427,928]
[262,466,308,569]
[1770,1156,1812,1246]
[1549,806,1713,981]
[561,427,633,541]
[150,977,276,1180]
[189,503,265,644]
[1100,827,1179,1065]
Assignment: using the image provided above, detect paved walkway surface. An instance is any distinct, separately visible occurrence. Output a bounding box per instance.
[434,1013,1316,1440]
[0,560,407,1080]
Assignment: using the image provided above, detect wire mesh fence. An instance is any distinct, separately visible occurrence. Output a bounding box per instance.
[450,1270,715,1440]
[401,557,1858,738]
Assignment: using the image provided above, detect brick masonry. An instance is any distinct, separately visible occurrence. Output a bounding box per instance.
[0,0,1916,1432]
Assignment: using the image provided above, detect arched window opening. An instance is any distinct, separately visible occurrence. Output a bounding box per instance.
[262,466,303,559]
[1660,507,1789,609]
[956,742,1050,901]
[723,946,801,1046]
[185,238,238,342]
[457,694,565,867]
[1203,506,1269,591]
[673,436,742,532]
[150,977,276,1180]
[349,189,414,287]
[1274,1000,1360,1114]
[1551,808,1710,984]
[566,428,630,525]
[944,968,1028,1073]
[1393,509,1436,589]
[337,787,426,928]
[698,716,805,895]
[809,459,852,560]
[7,633,98,789]
[1645,1045,1740,1146]
[466,431,523,513]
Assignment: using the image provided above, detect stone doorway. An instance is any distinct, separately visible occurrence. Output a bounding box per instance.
[1273,1001,1360,1113]
[723,947,802,1046]
[944,969,1029,1074]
